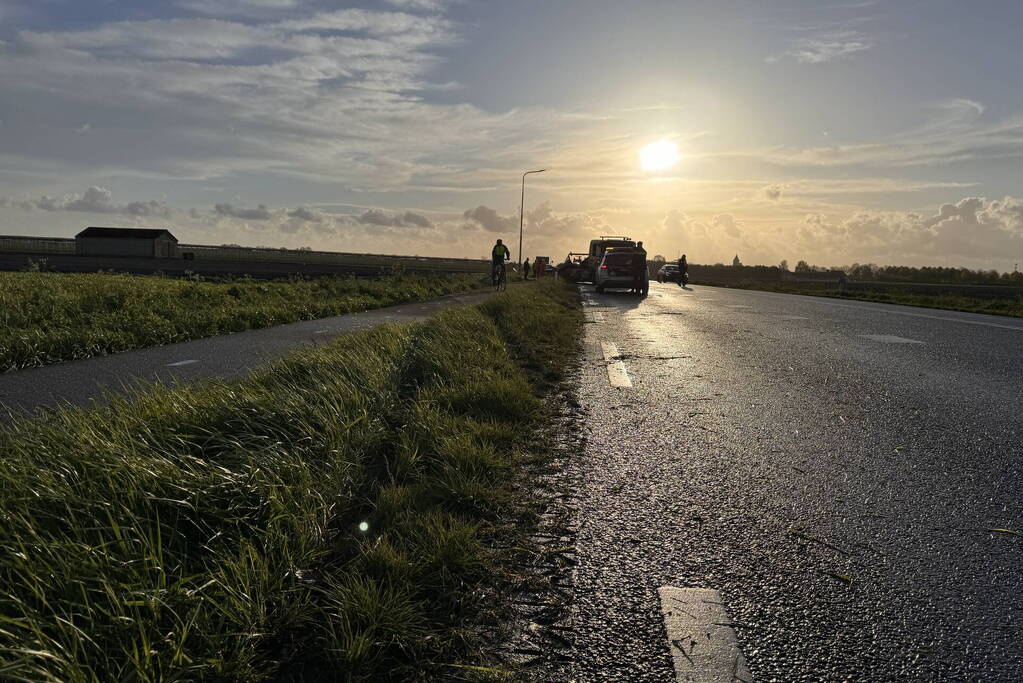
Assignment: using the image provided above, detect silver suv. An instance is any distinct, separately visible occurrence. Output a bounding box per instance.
[595,248,648,295]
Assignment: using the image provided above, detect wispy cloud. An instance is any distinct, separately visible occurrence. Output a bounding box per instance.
[729,99,1023,170]
[770,30,872,63]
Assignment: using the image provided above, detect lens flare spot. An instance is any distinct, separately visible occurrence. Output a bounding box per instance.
[358,521,369,532]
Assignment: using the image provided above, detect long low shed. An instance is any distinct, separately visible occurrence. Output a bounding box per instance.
[76,227,178,259]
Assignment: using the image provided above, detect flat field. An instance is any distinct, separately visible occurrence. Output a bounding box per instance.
[0,271,486,371]
[693,280,1023,318]
[0,279,582,681]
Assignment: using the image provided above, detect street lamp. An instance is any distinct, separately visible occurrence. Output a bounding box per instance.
[519,168,546,276]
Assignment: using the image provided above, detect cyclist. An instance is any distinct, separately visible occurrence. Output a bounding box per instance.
[492,238,510,286]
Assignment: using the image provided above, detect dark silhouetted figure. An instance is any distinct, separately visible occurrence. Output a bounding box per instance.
[522,257,531,280]
[631,241,647,293]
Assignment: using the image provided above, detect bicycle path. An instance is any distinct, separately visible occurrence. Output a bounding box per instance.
[0,287,508,417]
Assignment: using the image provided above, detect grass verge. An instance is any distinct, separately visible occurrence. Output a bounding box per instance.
[0,271,487,371]
[0,278,582,681]
[694,280,1023,318]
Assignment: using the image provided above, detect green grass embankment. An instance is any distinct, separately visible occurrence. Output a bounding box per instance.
[0,279,582,681]
[693,280,1023,318]
[0,271,487,371]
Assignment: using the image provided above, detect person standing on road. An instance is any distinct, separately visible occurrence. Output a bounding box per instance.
[631,241,647,293]
[677,253,688,285]
[522,257,531,280]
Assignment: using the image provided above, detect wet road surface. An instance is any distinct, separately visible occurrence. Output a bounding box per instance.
[571,282,1022,681]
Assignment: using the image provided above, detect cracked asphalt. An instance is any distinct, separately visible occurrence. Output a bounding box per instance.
[570,282,1022,681]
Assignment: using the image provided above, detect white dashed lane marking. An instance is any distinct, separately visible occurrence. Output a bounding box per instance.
[659,587,753,683]
[862,334,926,344]
[600,341,633,388]
[165,359,199,367]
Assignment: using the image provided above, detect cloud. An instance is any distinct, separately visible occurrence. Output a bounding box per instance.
[356,208,433,228]
[399,210,433,228]
[1,186,171,217]
[214,203,273,220]
[760,184,784,200]
[177,0,300,17]
[740,99,1023,170]
[712,214,743,238]
[795,196,1023,264]
[463,205,517,233]
[383,0,449,11]
[287,206,321,222]
[770,30,872,64]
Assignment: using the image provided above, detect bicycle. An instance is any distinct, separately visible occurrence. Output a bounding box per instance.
[492,261,507,290]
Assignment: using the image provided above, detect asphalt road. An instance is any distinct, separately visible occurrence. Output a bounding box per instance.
[0,288,496,416]
[571,282,1023,681]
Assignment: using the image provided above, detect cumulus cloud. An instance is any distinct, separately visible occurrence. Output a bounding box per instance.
[355,208,433,228]
[287,206,321,222]
[760,184,784,200]
[796,196,1023,264]
[214,203,273,220]
[1,186,171,217]
[399,210,433,228]
[463,205,517,233]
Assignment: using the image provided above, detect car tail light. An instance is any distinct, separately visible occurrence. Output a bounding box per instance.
[601,264,608,269]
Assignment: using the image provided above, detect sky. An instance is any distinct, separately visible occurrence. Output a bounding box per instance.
[1,0,1022,269]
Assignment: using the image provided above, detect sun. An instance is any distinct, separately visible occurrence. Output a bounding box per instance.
[639,139,681,172]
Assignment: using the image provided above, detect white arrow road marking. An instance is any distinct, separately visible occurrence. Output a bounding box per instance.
[862,334,926,344]
[165,359,199,367]
[600,341,633,388]
[659,587,753,683]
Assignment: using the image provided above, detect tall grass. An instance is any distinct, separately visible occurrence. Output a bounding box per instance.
[0,279,582,681]
[0,271,486,371]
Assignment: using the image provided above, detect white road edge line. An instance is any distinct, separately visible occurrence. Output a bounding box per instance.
[165,359,199,367]
[659,586,753,683]
[600,341,633,388]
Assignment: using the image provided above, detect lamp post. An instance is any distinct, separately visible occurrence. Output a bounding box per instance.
[519,168,546,276]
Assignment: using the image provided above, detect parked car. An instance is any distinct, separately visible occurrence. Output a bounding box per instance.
[657,263,683,283]
[595,248,649,295]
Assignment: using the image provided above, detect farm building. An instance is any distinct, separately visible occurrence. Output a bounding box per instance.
[75,227,178,259]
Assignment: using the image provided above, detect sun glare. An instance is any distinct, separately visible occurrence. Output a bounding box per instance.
[640,139,681,172]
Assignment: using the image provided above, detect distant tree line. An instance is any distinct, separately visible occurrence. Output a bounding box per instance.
[649,254,1021,286]
[838,263,1022,286]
